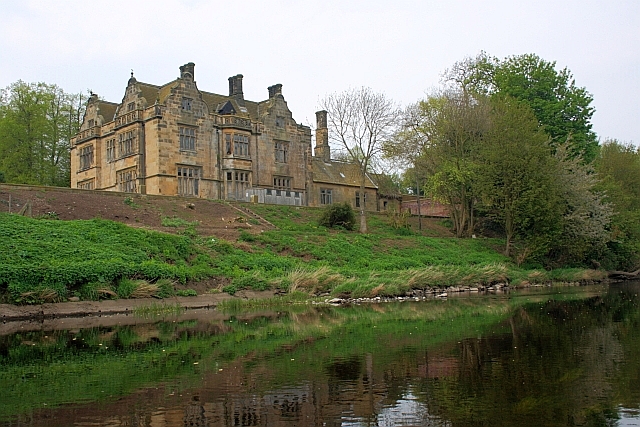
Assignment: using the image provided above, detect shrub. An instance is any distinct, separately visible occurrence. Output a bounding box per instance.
[116,278,138,299]
[155,279,176,298]
[176,289,197,297]
[79,282,116,301]
[318,202,355,230]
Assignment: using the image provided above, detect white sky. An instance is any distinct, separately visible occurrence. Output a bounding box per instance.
[1,0,638,145]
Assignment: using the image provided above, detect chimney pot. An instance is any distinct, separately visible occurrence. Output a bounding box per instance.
[268,84,283,99]
[179,62,195,79]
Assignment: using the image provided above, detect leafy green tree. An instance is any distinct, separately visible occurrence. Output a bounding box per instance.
[595,140,640,269]
[0,81,84,187]
[477,96,561,257]
[447,52,598,162]
[418,92,489,237]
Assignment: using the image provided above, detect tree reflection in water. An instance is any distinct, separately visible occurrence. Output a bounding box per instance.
[1,283,640,426]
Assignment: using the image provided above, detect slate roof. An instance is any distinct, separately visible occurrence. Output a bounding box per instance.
[99,70,275,123]
[96,101,118,123]
[138,82,161,106]
[312,158,377,189]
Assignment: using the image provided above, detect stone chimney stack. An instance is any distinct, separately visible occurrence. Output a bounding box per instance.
[228,74,244,97]
[228,74,245,106]
[315,110,330,162]
[179,62,195,79]
[268,84,283,99]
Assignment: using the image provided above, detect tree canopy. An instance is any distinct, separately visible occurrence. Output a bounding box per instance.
[0,81,84,187]
[445,52,598,162]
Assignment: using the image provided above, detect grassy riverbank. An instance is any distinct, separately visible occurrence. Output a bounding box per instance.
[0,205,606,304]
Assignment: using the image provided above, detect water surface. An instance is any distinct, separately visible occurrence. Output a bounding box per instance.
[2,283,640,426]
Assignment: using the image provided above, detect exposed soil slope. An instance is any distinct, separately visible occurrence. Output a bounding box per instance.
[0,184,272,240]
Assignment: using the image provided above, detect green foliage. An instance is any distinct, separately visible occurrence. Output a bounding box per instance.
[123,196,137,208]
[231,273,271,292]
[0,81,84,187]
[155,278,175,298]
[79,281,115,301]
[238,230,256,242]
[595,140,640,269]
[116,278,137,299]
[477,96,561,257]
[452,52,598,162]
[175,289,197,297]
[161,216,198,228]
[0,213,212,303]
[318,202,356,230]
[0,198,607,303]
[38,211,60,220]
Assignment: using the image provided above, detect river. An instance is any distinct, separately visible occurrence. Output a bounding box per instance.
[1,282,639,426]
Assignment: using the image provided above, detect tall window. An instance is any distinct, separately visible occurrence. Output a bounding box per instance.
[178,166,200,196]
[233,134,249,157]
[79,145,94,170]
[355,191,367,208]
[106,139,116,162]
[118,168,137,193]
[119,131,135,156]
[226,170,250,200]
[275,142,288,163]
[179,127,196,151]
[320,188,333,205]
[273,176,291,189]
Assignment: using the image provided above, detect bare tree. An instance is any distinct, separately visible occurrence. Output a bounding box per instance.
[320,87,399,233]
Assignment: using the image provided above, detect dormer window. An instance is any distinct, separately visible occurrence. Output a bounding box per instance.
[127,102,135,111]
[87,119,95,128]
[276,116,285,128]
[181,97,192,111]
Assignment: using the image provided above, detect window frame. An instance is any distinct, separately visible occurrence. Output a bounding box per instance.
[106,138,116,162]
[273,176,291,189]
[177,165,201,196]
[79,144,94,171]
[320,188,333,205]
[179,126,196,151]
[275,141,288,163]
[117,168,137,193]
[118,131,136,157]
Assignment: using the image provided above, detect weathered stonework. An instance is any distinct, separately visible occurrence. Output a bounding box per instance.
[70,63,381,211]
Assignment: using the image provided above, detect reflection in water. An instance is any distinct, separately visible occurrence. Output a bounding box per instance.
[1,283,640,426]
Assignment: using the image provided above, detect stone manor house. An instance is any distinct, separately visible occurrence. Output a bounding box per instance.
[71,63,379,211]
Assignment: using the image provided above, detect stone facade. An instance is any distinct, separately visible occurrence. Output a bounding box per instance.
[70,63,400,214]
[71,63,313,204]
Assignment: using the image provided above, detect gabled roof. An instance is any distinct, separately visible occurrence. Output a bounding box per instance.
[138,82,161,106]
[312,158,377,189]
[104,75,274,122]
[96,100,118,123]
